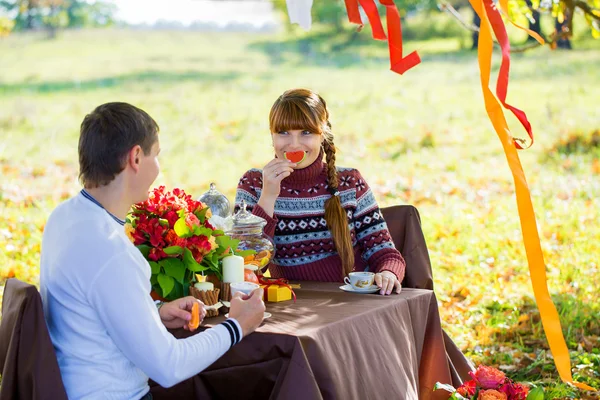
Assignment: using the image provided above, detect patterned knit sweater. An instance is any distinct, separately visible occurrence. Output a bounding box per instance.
[234,157,406,283]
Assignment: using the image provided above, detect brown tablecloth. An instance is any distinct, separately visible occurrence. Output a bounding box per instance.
[151,282,459,400]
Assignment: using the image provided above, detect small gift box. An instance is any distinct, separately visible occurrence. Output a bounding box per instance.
[258,277,296,303]
[264,284,292,302]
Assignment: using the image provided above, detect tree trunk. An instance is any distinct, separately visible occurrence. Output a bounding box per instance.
[26,0,34,30]
[555,8,572,49]
[471,6,481,50]
[46,5,58,39]
[525,0,544,42]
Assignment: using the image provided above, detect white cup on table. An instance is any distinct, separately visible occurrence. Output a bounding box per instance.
[230,282,260,297]
[344,272,375,290]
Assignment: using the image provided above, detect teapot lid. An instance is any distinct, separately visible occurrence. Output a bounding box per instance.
[230,200,266,229]
[198,182,231,217]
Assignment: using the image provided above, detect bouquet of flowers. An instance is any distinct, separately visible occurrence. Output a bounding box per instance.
[125,186,249,301]
[435,365,544,400]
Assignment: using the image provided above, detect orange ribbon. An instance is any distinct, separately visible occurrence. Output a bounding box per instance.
[469,0,595,391]
[258,276,297,302]
[345,0,421,75]
[483,0,534,149]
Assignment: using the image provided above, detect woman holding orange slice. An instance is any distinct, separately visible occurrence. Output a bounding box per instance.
[235,88,405,295]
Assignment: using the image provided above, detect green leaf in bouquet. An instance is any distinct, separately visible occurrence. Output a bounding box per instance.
[183,248,209,272]
[215,235,240,255]
[526,387,544,400]
[136,244,152,258]
[193,226,213,237]
[162,280,184,301]
[158,218,170,227]
[150,274,158,286]
[163,245,184,255]
[174,218,192,237]
[212,229,224,236]
[149,261,160,275]
[157,273,175,297]
[434,382,457,393]
[160,258,186,283]
[449,394,468,400]
[194,207,209,223]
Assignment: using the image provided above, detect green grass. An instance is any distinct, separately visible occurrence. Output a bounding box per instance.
[1,26,599,397]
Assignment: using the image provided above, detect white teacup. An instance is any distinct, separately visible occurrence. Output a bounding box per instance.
[230,282,260,297]
[344,272,375,290]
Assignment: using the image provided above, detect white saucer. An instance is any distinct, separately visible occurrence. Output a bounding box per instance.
[339,284,380,294]
[225,312,272,319]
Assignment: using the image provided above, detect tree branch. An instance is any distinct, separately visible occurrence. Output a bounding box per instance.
[573,0,600,21]
[438,2,480,33]
[437,0,594,53]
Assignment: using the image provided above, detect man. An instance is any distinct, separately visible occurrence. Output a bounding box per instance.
[40,102,265,400]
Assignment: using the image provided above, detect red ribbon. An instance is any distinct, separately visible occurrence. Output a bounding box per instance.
[258,276,297,302]
[484,0,534,149]
[344,0,363,25]
[357,0,387,40]
[345,1,421,75]
[380,0,421,75]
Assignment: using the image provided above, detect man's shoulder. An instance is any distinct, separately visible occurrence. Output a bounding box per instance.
[44,194,133,258]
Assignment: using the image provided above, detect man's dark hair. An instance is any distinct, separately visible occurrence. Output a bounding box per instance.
[78,102,159,188]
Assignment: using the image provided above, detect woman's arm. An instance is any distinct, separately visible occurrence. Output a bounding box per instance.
[351,170,406,282]
[234,169,278,238]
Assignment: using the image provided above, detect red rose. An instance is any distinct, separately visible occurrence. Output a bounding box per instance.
[457,380,477,397]
[499,381,529,400]
[469,366,506,389]
[185,213,200,229]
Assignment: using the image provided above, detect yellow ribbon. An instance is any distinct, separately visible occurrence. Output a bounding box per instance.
[469,0,595,391]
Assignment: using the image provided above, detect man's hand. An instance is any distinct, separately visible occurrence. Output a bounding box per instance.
[158,296,206,330]
[228,288,266,337]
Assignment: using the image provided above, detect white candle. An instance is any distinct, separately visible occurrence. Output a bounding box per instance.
[222,255,245,283]
[194,281,214,291]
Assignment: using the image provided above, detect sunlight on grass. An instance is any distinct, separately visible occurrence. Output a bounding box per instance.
[1,27,599,397]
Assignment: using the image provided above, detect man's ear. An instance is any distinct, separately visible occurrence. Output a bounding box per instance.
[127,145,143,173]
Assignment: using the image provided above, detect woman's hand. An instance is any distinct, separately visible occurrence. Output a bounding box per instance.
[261,158,296,199]
[257,158,296,217]
[374,271,402,295]
[159,296,206,330]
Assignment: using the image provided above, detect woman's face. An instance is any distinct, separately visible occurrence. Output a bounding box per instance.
[272,129,322,169]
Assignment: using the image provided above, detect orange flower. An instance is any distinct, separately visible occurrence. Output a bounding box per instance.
[478,389,507,400]
[124,223,136,243]
[469,366,506,389]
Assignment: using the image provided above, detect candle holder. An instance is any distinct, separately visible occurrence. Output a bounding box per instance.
[190,286,221,318]
[220,282,231,302]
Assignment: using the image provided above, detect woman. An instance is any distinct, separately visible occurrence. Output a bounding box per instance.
[235,88,404,295]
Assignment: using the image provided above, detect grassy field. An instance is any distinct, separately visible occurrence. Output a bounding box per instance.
[1,25,599,397]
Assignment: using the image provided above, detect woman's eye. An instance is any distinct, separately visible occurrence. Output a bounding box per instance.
[278,131,288,135]
[301,130,312,135]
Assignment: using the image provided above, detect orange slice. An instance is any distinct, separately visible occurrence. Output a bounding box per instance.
[244,268,259,283]
[255,250,270,260]
[189,302,200,331]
